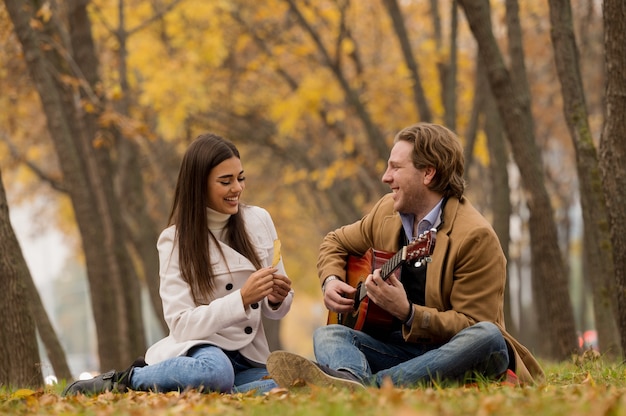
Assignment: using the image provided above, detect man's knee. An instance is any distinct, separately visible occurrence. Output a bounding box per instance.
[472,321,502,340]
[314,324,353,349]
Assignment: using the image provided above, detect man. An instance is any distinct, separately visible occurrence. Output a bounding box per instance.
[267,123,544,389]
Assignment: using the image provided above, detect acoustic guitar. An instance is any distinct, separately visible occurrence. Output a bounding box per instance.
[326,229,437,335]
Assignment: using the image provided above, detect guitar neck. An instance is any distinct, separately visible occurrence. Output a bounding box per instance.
[379,246,406,280]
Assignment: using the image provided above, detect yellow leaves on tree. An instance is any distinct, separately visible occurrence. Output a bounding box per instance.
[281,135,360,191]
[473,130,490,167]
[90,0,231,141]
[270,72,343,137]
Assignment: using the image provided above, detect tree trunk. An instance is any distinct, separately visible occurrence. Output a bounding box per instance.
[382,0,433,122]
[459,0,578,360]
[466,56,515,334]
[0,169,43,388]
[482,69,514,335]
[24,274,73,381]
[4,0,146,371]
[67,0,147,366]
[599,0,626,357]
[443,0,458,130]
[112,1,166,333]
[548,0,620,358]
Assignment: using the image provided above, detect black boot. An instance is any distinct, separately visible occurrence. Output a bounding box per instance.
[62,357,147,396]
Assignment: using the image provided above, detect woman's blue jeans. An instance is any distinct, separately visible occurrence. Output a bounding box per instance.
[129,345,277,394]
[313,321,510,387]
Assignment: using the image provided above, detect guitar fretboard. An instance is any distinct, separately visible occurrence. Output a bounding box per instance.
[379,246,406,280]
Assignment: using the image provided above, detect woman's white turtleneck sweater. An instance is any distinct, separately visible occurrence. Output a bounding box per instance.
[207,207,230,242]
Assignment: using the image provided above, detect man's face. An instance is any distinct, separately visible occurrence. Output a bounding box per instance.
[381,140,431,216]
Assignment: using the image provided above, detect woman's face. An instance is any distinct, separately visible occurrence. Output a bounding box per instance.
[206,156,245,215]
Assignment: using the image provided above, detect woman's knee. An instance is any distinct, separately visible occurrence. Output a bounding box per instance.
[189,346,235,392]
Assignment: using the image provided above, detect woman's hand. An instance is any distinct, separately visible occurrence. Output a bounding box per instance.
[267,273,292,306]
[240,267,278,307]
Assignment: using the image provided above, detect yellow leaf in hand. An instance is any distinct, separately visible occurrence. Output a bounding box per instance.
[272,239,281,267]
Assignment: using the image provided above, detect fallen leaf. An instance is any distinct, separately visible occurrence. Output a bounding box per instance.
[11,389,37,399]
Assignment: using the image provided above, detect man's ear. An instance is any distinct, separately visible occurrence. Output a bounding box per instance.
[423,166,436,185]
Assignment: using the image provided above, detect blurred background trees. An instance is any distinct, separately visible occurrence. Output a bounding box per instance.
[0,0,622,386]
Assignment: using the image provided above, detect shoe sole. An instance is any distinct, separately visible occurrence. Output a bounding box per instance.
[267,351,364,391]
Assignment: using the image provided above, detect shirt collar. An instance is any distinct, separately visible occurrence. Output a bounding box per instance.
[400,198,444,241]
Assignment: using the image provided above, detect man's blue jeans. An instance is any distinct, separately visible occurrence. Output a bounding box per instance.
[130,345,277,394]
[313,321,510,387]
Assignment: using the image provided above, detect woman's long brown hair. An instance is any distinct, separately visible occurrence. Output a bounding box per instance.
[167,133,262,303]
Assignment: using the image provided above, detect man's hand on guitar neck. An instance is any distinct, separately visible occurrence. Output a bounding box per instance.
[322,276,357,314]
[365,269,412,322]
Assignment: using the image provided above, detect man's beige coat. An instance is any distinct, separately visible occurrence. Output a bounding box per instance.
[318,193,544,384]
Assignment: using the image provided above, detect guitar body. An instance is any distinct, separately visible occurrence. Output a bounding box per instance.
[325,229,437,335]
[327,249,397,334]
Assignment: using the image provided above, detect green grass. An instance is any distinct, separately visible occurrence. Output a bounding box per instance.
[2,354,625,415]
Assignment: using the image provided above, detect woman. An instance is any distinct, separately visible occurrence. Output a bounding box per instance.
[64,133,293,395]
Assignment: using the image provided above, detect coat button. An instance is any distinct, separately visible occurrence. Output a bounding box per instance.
[225,283,233,290]
[244,326,253,334]
[251,302,259,309]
